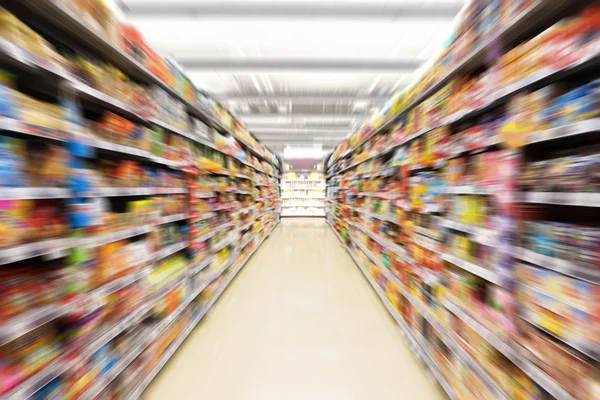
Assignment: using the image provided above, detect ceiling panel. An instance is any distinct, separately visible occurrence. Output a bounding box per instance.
[119,0,466,157]
[127,19,453,60]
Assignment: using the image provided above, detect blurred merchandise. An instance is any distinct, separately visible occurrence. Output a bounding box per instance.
[326,1,600,399]
[0,1,281,397]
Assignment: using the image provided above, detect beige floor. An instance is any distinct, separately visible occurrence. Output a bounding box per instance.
[144,218,442,400]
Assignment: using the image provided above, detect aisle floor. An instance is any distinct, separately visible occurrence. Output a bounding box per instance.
[144,218,442,400]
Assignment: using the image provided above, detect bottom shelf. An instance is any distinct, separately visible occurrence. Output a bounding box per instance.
[327,223,456,399]
[123,222,278,399]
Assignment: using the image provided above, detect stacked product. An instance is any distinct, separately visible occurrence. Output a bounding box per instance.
[0,2,280,398]
[326,2,600,400]
[281,171,325,217]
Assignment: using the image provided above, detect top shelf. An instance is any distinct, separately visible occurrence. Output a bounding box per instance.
[18,0,189,109]
[332,0,577,163]
[11,0,277,168]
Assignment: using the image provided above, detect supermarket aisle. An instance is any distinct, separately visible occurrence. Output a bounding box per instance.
[144,218,441,400]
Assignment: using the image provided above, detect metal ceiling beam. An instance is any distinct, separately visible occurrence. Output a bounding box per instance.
[179,58,422,72]
[252,129,349,135]
[247,123,353,129]
[124,2,464,19]
[220,94,388,102]
[235,112,371,118]
[258,136,346,141]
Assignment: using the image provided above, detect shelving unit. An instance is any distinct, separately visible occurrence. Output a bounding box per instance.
[0,2,280,398]
[281,171,325,217]
[326,1,599,399]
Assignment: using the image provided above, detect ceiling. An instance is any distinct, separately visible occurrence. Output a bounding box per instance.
[120,0,466,156]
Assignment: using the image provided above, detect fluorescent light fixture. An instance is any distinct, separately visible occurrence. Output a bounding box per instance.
[353,100,369,110]
[252,127,349,133]
[283,145,327,159]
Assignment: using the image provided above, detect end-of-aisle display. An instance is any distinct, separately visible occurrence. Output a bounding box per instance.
[327,2,600,400]
[281,171,325,217]
[0,2,281,398]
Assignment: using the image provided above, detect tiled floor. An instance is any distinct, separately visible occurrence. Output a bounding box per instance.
[144,218,442,400]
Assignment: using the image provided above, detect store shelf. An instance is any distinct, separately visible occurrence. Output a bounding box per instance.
[2,116,186,172]
[345,218,508,398]
[239,220,254,231]
[14,0,183,103]
[0,303,72,349]
[332,65,600,175]
[522,192,600,207]
[84,232,277,400]
[0,3,283,399]
[519,312,600,363]
[441,253,507,287]
[327,221,346,245]
[0,37,38,73]
[356,209,399,224]
[75,225,152,248]
[0,238,72,265]
[414,227,444,242]
[403,289,509,399]
[328,224,457,399]
[156,213,187,225]
[0,116,71,143]
[1,14,276,173]
[235,206,255,215]
[195,190,216,198]
[76,133,187,169]
[0,187,70,200]
[412,234,443,254]
[9,0,274,164]
[148,118,195,141]
[212,235,237,252]
[212,203,236,211]
[191,212,216,222]
[329,0,580,167]
[331,56,600,176]
[442,298,575,400]
[512,247,600,284]
[153,241,188,262]
[352,222,414,266]
[410,330,458,400]
[81,284,208,399]
[525,118,600,145]
[353,240,402,286]
[70,79,145,121]
[239,235,254,250]
[79,187,187,197]
[194,231,216,243]
[440,219,496,246]
[2,299,151,399]
[445,185,493,195]
[324,1,600,398]
[215,222,236,233]
[357,191,399,199]
[1,252,213,399]
[124,222,277,399]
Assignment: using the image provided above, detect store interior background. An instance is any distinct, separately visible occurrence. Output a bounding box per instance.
[1,0,599,399]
